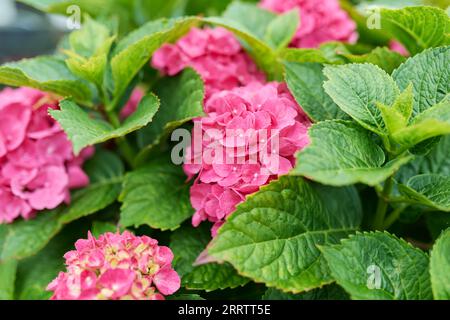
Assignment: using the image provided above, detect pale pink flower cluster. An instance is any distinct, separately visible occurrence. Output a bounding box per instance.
[47,231,181,300]
[184,82,311,235]
[260,0,358,48]
[152,27,266,99]
[0,87,92,224]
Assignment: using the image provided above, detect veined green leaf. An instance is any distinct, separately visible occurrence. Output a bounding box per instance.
[292,121,412,186]
[323,64,400,135]
[209,176,362,293]
[321,231,432,300]
[399,174,450,212]
[430,228,450,299]
[50,94,159,154]
[0,56,94,105]
[0,260,17,300]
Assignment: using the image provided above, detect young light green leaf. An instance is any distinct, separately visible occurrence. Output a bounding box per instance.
[262,284,349,300]
[265,9,299,50]
[110,17,198,107]
[430,228,450,299]
[341,47,406,74]
[209,176,363,293]
[323,64,400,135]
[376,85,414,134]
[399,174,450,212]
[171,225,249,291]
[284,62,348,122]
[321,231,432,300]
[292,121,412,186]
[392,97,450,148]
[119,158,193,231]
[0,150,123,262]
[379,6,450,55]
[50,94,159,154]
[222,2,276,39]
[136,68,204,153]
[65,17,115,86]
[0,56,94,105]
[393,46,450,117]
[0,260,17,300]
[91,221,119,238]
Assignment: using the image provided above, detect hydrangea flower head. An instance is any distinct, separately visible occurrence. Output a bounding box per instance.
[184,82,311,235]
[152,27,265,99]
[260,0,358,48]
[47,231,181,300]
[0,87,91,224]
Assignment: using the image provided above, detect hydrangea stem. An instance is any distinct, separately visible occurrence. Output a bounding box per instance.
[106,110,136,168]
[372,176,394,230]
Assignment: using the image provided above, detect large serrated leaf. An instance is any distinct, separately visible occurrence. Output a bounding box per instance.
[262,284,349,300]
[284,62,347,122]
[430,228,450,299]
[379,6,450,56]
[119,158,193,231]
[323,64,400,135]
[341,47,406,74]
[292,120,412,186]
[170,225,248,291]
[0,56,94,105]
[393,46,450,117]
[208,176,362,293]
[321,231,432,300]
[399,174,450,212]
[50,94,159,154]
[0,260,17,300]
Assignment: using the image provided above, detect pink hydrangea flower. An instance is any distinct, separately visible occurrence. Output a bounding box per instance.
[47,231,181,300]
[260,0,358,48]
[0,87,92,224]
[184,82,311,236]
[152,27,266,100]
[389,40,409,56]
[119,88,145,119]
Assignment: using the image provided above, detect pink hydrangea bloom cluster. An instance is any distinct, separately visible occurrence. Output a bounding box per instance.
[260,0,358,48]
[47,231,181,300]
[184,82,311,236]
[0,87,92,224]
[152,27,266,99]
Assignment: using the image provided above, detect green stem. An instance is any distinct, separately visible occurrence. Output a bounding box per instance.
[372,176,394,230]
[383,205,409,229]
[106,111,136,168]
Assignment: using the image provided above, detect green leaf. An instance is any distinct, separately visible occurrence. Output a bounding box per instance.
[50,94,159,154]
[262,284,349,300]
[321,231,433,300]
[15,220,91,300]
[110,17,198,107]
[136,68,204,151]
[399,174,450,212]
[208,176,362,293]
[393,46,450,117]
[264,9,299,50]
[379,6,450,56]
[222,1,276,40]
[171,225,249,291]
[341,47,406,74]
[203,16,282,80]
[0,260,17,300]
[0,56,94,105]
[284,62,348,122]
[391,97,450,148]
[65,17,115,87]
[91,221,118,238]
[376,85,414,134]
[292,120,412,187]
[119,157,193,231]
[323,63,400,135]
[430,228,450,299]
[0,150,123,262]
